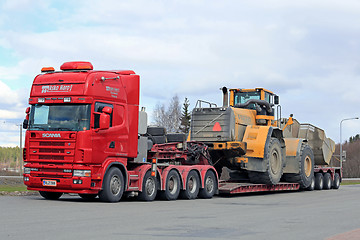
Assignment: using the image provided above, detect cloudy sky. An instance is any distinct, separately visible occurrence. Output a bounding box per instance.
[0,0,360,147]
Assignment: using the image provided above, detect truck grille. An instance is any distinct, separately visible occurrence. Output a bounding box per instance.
[28,132,76,163]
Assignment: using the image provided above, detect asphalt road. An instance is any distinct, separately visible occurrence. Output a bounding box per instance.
[1,185,360,240]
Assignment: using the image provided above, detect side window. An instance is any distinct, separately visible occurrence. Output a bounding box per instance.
[94,102,113,129]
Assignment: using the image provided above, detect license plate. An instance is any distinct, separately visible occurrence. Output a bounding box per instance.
[43,180,57,186]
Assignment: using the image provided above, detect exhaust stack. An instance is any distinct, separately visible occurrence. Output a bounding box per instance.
[221,87,228,107]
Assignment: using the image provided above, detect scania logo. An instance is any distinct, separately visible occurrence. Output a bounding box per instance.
[42,133,61,138]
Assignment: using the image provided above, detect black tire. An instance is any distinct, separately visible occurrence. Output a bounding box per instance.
[283,144,314,189]
[248,138,284,185]
[152,135,167,144]
[307,176,315,191]
[333,173,341,189]
[39,191,63,200]
[138,171,158,201]
[199,170,217,199]
[179,171,200,199]
[323,172,332,190]
[147,126,166,136]
[79,194,98,200]
[159,170,181,200]
[166,133,186,143]
[98,167,124,202]
[315,173,323,190]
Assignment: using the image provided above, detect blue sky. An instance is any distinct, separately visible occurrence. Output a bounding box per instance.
[0,0,360,147]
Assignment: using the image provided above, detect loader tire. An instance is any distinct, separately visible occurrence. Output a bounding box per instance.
[282,144,314,189]
[248,138,284,185]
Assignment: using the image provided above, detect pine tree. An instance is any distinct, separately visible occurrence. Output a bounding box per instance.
[179,98,191,134]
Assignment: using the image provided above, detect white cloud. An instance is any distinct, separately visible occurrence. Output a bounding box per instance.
[0,0,360,146]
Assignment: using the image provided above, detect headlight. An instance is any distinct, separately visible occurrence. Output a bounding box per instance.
[73,170,91,177]
[24,167,30,174]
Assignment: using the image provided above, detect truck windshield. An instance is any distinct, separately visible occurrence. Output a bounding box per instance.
[234,92,261,105]
[28,104,91,131]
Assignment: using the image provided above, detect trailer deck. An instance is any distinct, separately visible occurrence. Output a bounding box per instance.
[218,181,300,194]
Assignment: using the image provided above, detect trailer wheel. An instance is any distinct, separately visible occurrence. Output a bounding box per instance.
[333,173,341,189]
[323,173,332,190]
[179,170,200,199]
[99,167,124,202]
[283,144,314,189]
[315,173,323,190]
[138,171,158,201]
[199,170,217,199]
[160,169,181,200]
[39,191,63,200]
[248,138,283,185]
[79,194,97,200]
[307,176,315,191]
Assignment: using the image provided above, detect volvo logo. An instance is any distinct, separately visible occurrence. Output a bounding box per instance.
[42,133,61,138]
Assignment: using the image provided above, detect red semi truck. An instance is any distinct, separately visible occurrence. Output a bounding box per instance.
[22,61,218,202]
[22,61,341,202]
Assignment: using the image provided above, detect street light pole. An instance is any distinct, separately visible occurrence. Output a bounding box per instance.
[340,117,359,169]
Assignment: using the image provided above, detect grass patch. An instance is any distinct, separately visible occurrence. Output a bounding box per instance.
[0,185,28,192]
[341,181,360,185]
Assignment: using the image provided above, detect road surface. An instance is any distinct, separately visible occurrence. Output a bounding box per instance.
[1,185,360,240]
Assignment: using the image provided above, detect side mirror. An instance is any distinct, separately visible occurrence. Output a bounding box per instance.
[23,107,31,129]
[274,95,279,105]
[23,119,28,129]
[99,113,110,130]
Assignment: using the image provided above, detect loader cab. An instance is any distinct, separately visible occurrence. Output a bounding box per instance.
[229,88,279,126]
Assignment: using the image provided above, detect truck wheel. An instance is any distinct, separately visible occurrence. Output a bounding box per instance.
[138,171,158,201]
[315,173,323,190]
[79,194,98,200]
[39,191,63,200]
[323,173,332,190]
[199,170,217,199]
[283,144,314,189]
[333,173,341,189]
[99,167,124,202]
[307,176,315,191]
[179,170,200,199]
[160,169,181,200]
[248,138,283,185]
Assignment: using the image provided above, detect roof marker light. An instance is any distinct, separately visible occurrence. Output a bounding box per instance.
[60,61,93,71]
[41,67,55,73]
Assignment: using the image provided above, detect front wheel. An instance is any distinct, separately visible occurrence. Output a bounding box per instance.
[99,167,124,202]
[138,171,158,201]
[39,191,63,200]
[198,170,217,199]
[79,194,98,200]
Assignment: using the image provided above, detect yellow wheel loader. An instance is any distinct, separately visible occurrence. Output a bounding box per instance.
[190,87,335,188]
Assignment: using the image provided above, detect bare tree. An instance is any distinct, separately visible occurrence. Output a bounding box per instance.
[153,95,181,133]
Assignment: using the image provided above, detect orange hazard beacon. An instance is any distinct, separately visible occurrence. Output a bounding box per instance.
[22,61,217,202]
